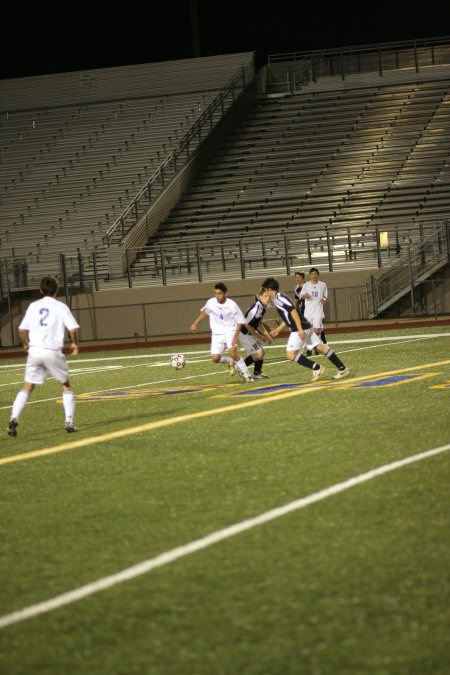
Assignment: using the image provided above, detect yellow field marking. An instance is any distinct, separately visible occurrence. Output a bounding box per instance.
[2,358,450,467]
[429,379,450,390]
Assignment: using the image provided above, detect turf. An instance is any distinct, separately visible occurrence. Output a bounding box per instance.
[0,327,449,674]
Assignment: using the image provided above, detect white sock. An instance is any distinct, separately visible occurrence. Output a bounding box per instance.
[236,358,250,377]
[219,355,233,366]
[11,389,30,420]
[62,390,75,422]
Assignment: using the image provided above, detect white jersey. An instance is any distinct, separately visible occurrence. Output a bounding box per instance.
[201,297,245,334]
[19,296,79,351]
[302,280,327,322]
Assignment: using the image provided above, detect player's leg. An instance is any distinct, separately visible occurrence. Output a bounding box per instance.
[47,351,78,431]
[287,331,324,381]
[252,347,267,378]
[61,383,77,432]
[7,349,45,437]
[315,343,350,378]
[228,345,253,381]
[8,381,35,437]
[304,315,318,356]
[312,320,323,354]
[227,333,253,382]
[238,333,255,370]
[239,334,268,378]
[211,335,235,374]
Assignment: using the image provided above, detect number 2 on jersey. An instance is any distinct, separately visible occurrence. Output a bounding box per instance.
[39,307,49,326]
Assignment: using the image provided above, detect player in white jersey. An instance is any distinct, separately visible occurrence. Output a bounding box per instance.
[190,282,254,382]
[7,275,80,438]
[301,267,328,351]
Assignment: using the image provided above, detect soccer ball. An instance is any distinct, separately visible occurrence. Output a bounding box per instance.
[170,353,186,370]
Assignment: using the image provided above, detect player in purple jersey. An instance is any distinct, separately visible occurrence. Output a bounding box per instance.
[262,277,350,381]
[239,288,272,379]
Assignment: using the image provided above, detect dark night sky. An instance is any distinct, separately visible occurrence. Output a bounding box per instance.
[1,0,449,80]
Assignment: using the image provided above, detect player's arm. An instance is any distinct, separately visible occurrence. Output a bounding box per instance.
[190,311,207,332]
[321,283,328,304]
[300,282,311,300]
[18,329,30,352]
[232,323,243,347]
[245,322,266,343]
[270,321,287,338]
[254,322,273,344]
[69,329,79,356]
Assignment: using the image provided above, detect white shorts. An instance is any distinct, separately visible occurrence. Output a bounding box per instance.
[305,315,324,330]
[24,347,70,385]
[210,330,236,356]
[238,332,263,356]
[286,329,321,353]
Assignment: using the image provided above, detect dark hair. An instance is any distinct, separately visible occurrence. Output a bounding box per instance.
[214,282,227,293]
[40,275,58,297]
[262,277,279,292]
[309,267,319,275]
[294,271,305,279]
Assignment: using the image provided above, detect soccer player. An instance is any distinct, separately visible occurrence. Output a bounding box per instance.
[190,282,254,382]
[293,271,306,318]
[301,267,328,347]
[7,275,80,437]
[239,288,272,379]
[262,277,350,381]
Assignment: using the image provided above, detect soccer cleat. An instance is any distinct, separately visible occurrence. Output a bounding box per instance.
[65,421,78,433]
[7,418,18,437]
[229,363,236,376]
[253,373,269,379]
[244,375,254,383]
[311,365,325,382]
[333,367,350,380]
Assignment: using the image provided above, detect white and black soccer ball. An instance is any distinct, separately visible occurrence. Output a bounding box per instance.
[170,353,186,370]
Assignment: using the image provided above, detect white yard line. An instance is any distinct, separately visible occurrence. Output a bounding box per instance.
[0,442,448,630]
[0,333,446,410]
[0,331,448,371]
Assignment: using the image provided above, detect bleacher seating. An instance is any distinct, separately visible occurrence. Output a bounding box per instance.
[147,79,450,249]
[0,91,217,269]
[1,46,449,288]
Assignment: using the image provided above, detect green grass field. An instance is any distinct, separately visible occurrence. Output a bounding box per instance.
[0,327,449,674]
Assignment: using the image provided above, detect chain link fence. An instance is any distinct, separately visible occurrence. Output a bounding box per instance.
[2,280,449,348]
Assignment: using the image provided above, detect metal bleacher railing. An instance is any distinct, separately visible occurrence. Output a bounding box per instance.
[266,36,450,93]
[360,219,450,317]
[47,219,446,293]
[102,61,254,249]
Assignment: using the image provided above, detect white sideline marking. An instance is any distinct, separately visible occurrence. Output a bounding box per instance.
[0,331,448,371]
[0,443,448,630]
[0,332,445,408]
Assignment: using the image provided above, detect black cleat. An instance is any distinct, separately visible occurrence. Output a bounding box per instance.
[65,422,78,433]
[7,418,18,437]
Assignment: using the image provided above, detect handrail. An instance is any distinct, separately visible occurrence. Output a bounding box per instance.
[103,57,255,246]
[268,35,450,64]
[362,220,450,317]
[267,36,450,92]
